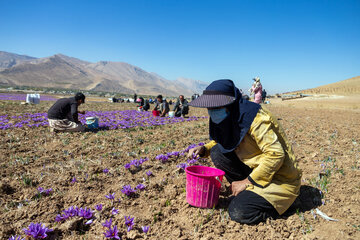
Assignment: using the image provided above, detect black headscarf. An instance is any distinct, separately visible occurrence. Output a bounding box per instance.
[208,80,260,153]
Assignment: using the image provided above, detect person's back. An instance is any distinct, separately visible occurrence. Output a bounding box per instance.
[48,97,77,121]
[143,100,150,111]
[47,93,85,133]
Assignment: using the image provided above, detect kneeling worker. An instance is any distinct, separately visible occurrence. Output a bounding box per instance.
[188,79,301,224]
[47,92,86,132]
[173,95,189,117]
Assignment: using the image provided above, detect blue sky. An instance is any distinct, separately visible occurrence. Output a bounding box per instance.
[0,0,359,94]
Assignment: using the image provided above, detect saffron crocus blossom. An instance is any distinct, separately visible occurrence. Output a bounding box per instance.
[136,184,146,191]
[177,163,188,170]
[142,226,150,234]
[37,187,53,195]
[105,193,115,200]
[23,223,53,239]
[103,168,109,174]
[124,163,131,169]
[145,170,152,176]
[111,208,119,215]
[102,219,113,228]
[103,225,120,239]
[121,185,136,196]
[78,207,93,219]
[8,236,25,240]
[71,177,77,183]
[95,204,103,211]
[124,216,135,232]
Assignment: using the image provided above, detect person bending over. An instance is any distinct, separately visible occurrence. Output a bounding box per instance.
[47,92,86,132]
[188,79,301,224]
[153,95,169,117]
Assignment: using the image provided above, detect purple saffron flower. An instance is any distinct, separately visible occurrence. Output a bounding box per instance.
[177,163,188,170]
[23,223,53,239]
[145,170,152,176]
[121,185,136,196]
[44,188,53,195]
[64,206,79,217]
[37,187,44,193]
[78,207,93,219]
[136,184,146,191]
[141,226,150,234]
[111,208,119,215]
[124,216,135,232]
[105,192,115,200]
[8,236,25,240]
[71,177,77,183]
[124,163,131,169]
[102,218,113,228]
[103,168,109,174]
[103,225,120,239]
[95,204,103,211]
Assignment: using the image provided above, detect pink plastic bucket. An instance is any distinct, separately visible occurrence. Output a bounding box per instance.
[185,165,225,208]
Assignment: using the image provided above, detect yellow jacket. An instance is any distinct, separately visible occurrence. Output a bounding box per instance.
[204,107,302,214]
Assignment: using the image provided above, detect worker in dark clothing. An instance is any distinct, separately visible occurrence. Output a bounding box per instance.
[173,95,189,117]
[47,92,86,132]
[262,89,267,103]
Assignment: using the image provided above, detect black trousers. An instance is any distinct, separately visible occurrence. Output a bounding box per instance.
[174,106,189,117]
[210,144,279,224]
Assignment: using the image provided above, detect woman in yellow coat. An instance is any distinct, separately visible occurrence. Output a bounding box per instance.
[188,79,302,224]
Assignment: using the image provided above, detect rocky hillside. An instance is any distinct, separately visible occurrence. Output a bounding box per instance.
[0,51,36,70]
[0,51,208,97]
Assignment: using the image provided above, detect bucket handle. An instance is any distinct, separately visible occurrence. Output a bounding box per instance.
[215,176,225,191]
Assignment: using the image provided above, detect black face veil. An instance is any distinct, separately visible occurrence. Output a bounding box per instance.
[209,82,260,153]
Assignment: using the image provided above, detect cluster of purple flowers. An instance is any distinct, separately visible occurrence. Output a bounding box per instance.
[23,223,53,239]
[124,158,149,169]
[0,110,206,130]
[121,185,137,196]
[0,113,49,130]
[8,236,25,240]
[0,93,57,101]
[55,206,94,222]
[102,219,121,239]
[155,151,180,163]
[37,187,53,195]
[157,142,204,165]
[120,184,146,197]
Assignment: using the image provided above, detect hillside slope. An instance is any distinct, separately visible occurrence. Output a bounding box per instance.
[289,76,360,95]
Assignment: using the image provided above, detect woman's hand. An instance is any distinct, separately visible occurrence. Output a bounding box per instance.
[187,145,205,158]
[231,178,251,196]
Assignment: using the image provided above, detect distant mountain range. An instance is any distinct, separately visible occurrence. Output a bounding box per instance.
[0,51,208,97]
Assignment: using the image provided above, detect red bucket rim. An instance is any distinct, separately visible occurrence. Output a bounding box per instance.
[185,165,225,177]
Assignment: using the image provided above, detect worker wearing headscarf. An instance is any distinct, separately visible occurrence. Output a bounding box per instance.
[249,77,263,104]
[188,79,301,224]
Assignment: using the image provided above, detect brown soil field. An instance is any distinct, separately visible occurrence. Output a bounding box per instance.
[0,96,359,240]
